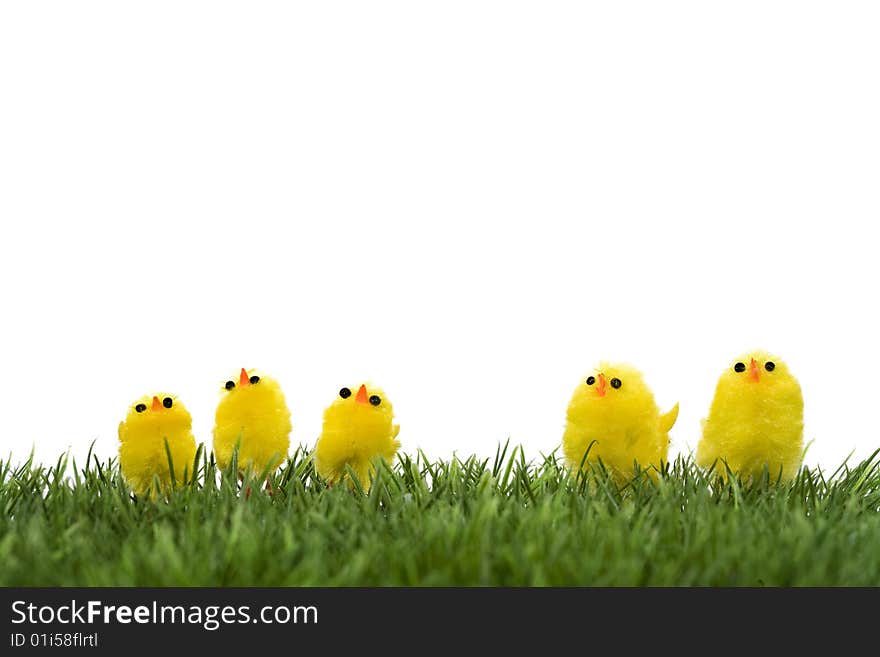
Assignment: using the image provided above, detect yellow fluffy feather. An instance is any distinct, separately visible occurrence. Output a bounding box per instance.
[118,393,197,497]
[314,383,400,491]
[697,350,804,482]
[212,368,292,477]
[562,362,678,483]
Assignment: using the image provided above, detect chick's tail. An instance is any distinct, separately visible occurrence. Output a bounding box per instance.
[659,403,679,434]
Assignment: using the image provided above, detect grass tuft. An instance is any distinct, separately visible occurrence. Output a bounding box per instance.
[1,445,879,586]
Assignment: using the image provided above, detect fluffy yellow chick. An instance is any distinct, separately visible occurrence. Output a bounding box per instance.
[212,368,292,478]
[563,363,679,483]
[315,383,400,491]
[118,393,197,497]
[697,350,804,482]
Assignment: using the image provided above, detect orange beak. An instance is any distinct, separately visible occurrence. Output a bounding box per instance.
[151,395,162,411]
[355,384,369,404]
[748,358,760,383]
[596,374,607,398]
[239,368,251,387]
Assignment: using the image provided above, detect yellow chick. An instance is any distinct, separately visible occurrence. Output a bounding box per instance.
[315,383,400,491]
[118,393,197,497]
[562,362,679,483]
[697,350,804,482]
[212,368,292,478]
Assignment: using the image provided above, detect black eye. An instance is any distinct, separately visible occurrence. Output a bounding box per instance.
[765,361,775,372]
[249,375,260,384]
[610,378,622,389]
[225,380,235,390]
[163,397,173,409]
[369,395,381,406]
[586,376,596,385]
[339,387,351,399]
[135,403,147,413]
[734,362,746,373]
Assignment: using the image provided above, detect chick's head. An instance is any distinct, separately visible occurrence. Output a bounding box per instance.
[120,393,192,441]
[325,383,395,434]
[567,362,658,423]
[216,368,287,416]
[713,349,800,400]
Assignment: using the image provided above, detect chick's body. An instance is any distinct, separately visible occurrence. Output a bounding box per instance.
[213,369,292,476]
[315,383,400,491]
[563,363,678,482]
[118,394,197,497]
[698,350,803,482]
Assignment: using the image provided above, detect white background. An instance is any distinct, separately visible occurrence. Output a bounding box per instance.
[1,2,878,473]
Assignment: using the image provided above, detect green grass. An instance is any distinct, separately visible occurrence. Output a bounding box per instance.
[1,443,879,586]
